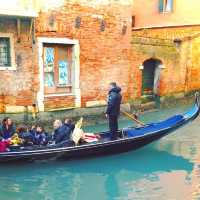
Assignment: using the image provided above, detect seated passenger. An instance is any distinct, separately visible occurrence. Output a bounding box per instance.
[53,119,65,144]
[52,119,75,144]
[17,125,34,145]
[63,118,75,139]
[29,125,36,135]
[32,125,48,146]
[0,117,16,139]
[10,133,23,146]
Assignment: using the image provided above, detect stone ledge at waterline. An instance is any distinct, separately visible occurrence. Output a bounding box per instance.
[0,103,131,125]
[159,92,194,108]
[0,92,196,125]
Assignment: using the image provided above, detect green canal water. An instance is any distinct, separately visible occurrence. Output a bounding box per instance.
[1,104,200,200]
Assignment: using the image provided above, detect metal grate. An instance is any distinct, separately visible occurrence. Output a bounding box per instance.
[0,37,11,67]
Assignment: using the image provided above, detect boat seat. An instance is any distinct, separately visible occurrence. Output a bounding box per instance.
[121,129,128,138]
[120,130,126,138]
[124,114,184,137]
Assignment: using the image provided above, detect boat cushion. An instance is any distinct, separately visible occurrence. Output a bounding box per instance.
[125,115,184,137]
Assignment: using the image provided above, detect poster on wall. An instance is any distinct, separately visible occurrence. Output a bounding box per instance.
[58,60,69,85]
[44,47,55,87]
[44,73,54,87]
[44,47,54,72]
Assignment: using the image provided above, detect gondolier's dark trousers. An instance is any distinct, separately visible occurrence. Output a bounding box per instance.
[108,115,119,140]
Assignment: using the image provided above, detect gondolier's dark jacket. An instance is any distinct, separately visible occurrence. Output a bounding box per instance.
[106,86,122,116]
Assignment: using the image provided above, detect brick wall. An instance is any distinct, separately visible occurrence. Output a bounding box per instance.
[131,26,200,97]
[36,1,133,108]
[0,18,35,112]
[44,96,75,110]
[3,1,200,113]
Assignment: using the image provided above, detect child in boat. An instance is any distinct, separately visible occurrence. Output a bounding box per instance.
[17,125,34,145]
[0,117,16,140]
[32,125,48,146]
[10,133,23,146]
[63,118,75,135]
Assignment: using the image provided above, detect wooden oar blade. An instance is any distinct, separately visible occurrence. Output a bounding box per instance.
[121,110,145,126]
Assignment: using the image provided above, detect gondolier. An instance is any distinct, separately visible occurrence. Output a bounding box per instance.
[105,82,122,140]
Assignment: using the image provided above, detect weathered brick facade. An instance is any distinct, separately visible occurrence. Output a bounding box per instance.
[0,0,134,113]
[0,18,35,112]
[36,1,133,109]
[1,0,200,114]
[132,0,200,99]
[131,26,200,97]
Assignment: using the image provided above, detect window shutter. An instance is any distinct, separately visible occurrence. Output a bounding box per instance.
[159,0,164,12]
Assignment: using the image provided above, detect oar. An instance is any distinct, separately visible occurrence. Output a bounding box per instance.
[121,110,145,126]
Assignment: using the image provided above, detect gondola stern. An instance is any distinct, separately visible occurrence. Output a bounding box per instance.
[183,92,200,121]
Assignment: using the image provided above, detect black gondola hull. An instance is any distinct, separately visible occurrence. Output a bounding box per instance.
[0,94,199,163]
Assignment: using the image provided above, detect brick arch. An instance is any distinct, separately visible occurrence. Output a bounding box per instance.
[142,57,163,66]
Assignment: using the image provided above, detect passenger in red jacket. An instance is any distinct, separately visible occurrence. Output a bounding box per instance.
[0,138,10,152]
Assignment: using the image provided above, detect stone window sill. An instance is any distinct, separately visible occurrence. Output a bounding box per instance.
[44,93,75,98]
[0,66,16,71]
[159,11,173,14]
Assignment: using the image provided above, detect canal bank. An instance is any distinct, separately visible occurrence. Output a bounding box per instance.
[0,92,196,128]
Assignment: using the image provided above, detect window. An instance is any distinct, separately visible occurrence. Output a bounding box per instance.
[43,44,73,94]
[0,38,11,67]
[0,34,15,70]
[159,0,173,13]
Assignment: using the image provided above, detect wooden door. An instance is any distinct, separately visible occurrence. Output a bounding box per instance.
[43,44,73,94]
[142,59,156,95]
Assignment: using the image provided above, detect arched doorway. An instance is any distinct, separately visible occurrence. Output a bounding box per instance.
[142,58,162,96]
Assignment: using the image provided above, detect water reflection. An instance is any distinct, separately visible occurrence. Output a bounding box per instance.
[0,104,199,200]
[0,145,194,200]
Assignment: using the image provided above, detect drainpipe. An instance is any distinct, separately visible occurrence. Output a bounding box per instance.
[30,18,39,119]
[23,105,29,122]
[31,103,38,121]
[184,40,192,93]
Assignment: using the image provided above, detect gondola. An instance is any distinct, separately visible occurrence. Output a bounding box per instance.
[0,94,199,163]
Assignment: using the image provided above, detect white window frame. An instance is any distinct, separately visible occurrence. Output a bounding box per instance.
[0,33,16,70]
